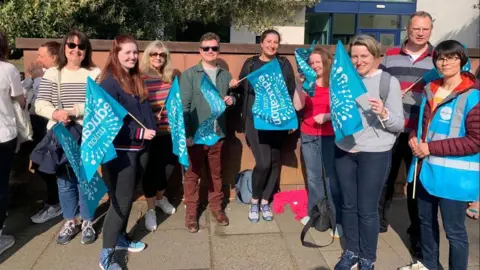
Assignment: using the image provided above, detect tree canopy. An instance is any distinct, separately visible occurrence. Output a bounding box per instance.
[0,0,320,45]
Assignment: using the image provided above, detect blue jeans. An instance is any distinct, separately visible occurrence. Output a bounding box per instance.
[57,167,94,221]
[301,134,342,226]
[335,147,392,261]
[417,180,469,270]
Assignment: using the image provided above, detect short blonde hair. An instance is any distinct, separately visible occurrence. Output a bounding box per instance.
[140,40,173,83]
[348,35,382,58]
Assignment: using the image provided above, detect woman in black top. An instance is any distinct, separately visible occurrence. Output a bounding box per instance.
[232,29,295,223]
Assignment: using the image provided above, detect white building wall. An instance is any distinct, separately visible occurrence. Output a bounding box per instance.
[417,0,480,47]
[230,8,306,45]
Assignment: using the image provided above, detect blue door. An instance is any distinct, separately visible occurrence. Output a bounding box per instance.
[358,29,401,46]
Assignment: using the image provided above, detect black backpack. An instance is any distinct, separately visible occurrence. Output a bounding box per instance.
[300,197,336,248]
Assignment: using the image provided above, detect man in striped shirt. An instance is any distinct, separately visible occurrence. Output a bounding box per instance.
[379,11,435,258]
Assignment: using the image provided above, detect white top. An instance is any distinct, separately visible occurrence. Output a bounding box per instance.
[0,61,24,143]
[35,66,101,129]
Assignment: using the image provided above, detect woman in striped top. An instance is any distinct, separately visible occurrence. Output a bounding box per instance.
[140,41,178,231]
[35,30,100,246]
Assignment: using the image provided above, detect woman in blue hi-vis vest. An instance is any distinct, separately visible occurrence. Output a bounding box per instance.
[400,40,480,270]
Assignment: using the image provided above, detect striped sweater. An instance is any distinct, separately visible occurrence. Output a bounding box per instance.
[380,42,434,132]
[143,75,171,135]
[35,67,101,129]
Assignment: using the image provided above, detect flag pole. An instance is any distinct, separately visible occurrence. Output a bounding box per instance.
[377,115,386,129]
[128,112,147,129]
[412,160,418,199]
[402,77,423,96]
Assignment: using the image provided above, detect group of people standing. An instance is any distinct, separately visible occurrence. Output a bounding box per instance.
[0,9,478,270]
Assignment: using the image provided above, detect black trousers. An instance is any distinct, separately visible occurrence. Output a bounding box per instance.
[378,133,420,237]
[245,118,286,201]
[142,135,177,198]
[0,138,17,229]
[102,150,148,248]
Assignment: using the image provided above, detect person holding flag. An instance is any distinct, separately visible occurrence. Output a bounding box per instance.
[400,40,480,270]
[35,30,101,246]
[98,35,156,270]
[180,32,235,233]
[379,12,435,256]
[140,41,178,232]
[332,35,404,270]
[231,29,296,223]
[292,46,342,237]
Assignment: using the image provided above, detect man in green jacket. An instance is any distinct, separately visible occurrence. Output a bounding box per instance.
[180,32,235,233]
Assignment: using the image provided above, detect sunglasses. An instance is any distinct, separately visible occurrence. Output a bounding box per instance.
[150,52,167,58]
[66,42,87,50]
[200,46,219,52]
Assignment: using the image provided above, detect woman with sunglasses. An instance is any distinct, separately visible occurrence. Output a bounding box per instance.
[232,29,296,223]
[35,30,100,246]
[140,41,177,232]
[98,35,156,270]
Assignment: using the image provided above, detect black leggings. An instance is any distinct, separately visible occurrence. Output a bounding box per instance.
[142,135,177,198]
[245,118,286,201]
[102,150,148,248]
[0,138,16,229]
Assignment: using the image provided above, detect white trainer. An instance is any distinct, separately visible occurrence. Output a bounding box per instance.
[156,197,176,215]
[398,261,429,270]
[330,224,344,239]
[145,209,157,231]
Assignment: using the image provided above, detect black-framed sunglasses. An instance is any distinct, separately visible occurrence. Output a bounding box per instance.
[66,42,87,51]
[200,46,219,52]
[150,52,167,58]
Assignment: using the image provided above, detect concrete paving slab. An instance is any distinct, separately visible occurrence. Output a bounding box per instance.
[30,236,103,270]
[274,205,305,234]
[209,203,280,236]
[127,229,211,270]
[374,248,411,269]
[283,233,329,270]
[309,229,345,251]
[0,234,54,270]
[211,234,294,270]
[380,229,413,262]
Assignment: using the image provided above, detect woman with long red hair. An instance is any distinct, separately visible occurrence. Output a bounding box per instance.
[98,35,156,270]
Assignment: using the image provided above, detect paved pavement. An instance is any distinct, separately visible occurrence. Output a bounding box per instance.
[0,196,478,270]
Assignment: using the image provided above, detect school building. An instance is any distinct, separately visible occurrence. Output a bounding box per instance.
[230,0,480,48]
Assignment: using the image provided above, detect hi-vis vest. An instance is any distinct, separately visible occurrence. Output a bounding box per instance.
[408,86,479,202]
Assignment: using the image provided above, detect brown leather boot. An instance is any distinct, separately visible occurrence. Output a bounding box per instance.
[212,210,229,226]
[185,215,199,233]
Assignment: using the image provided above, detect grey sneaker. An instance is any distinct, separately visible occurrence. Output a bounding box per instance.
[145,209,157,231]
[248,203,260,223]
[260,204,273,221]
[156,197,176,214]
[56,221,79,245]
[0,234,15,256]
[31,204,62,224]
[81,221,96,245]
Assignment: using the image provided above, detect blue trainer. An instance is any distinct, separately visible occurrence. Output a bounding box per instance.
[248,203,260,223]
[334,250,359,270]
[260,204,273,221]
[99,248,121,270]
[358,257,375,270]
[115,234,146,253]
